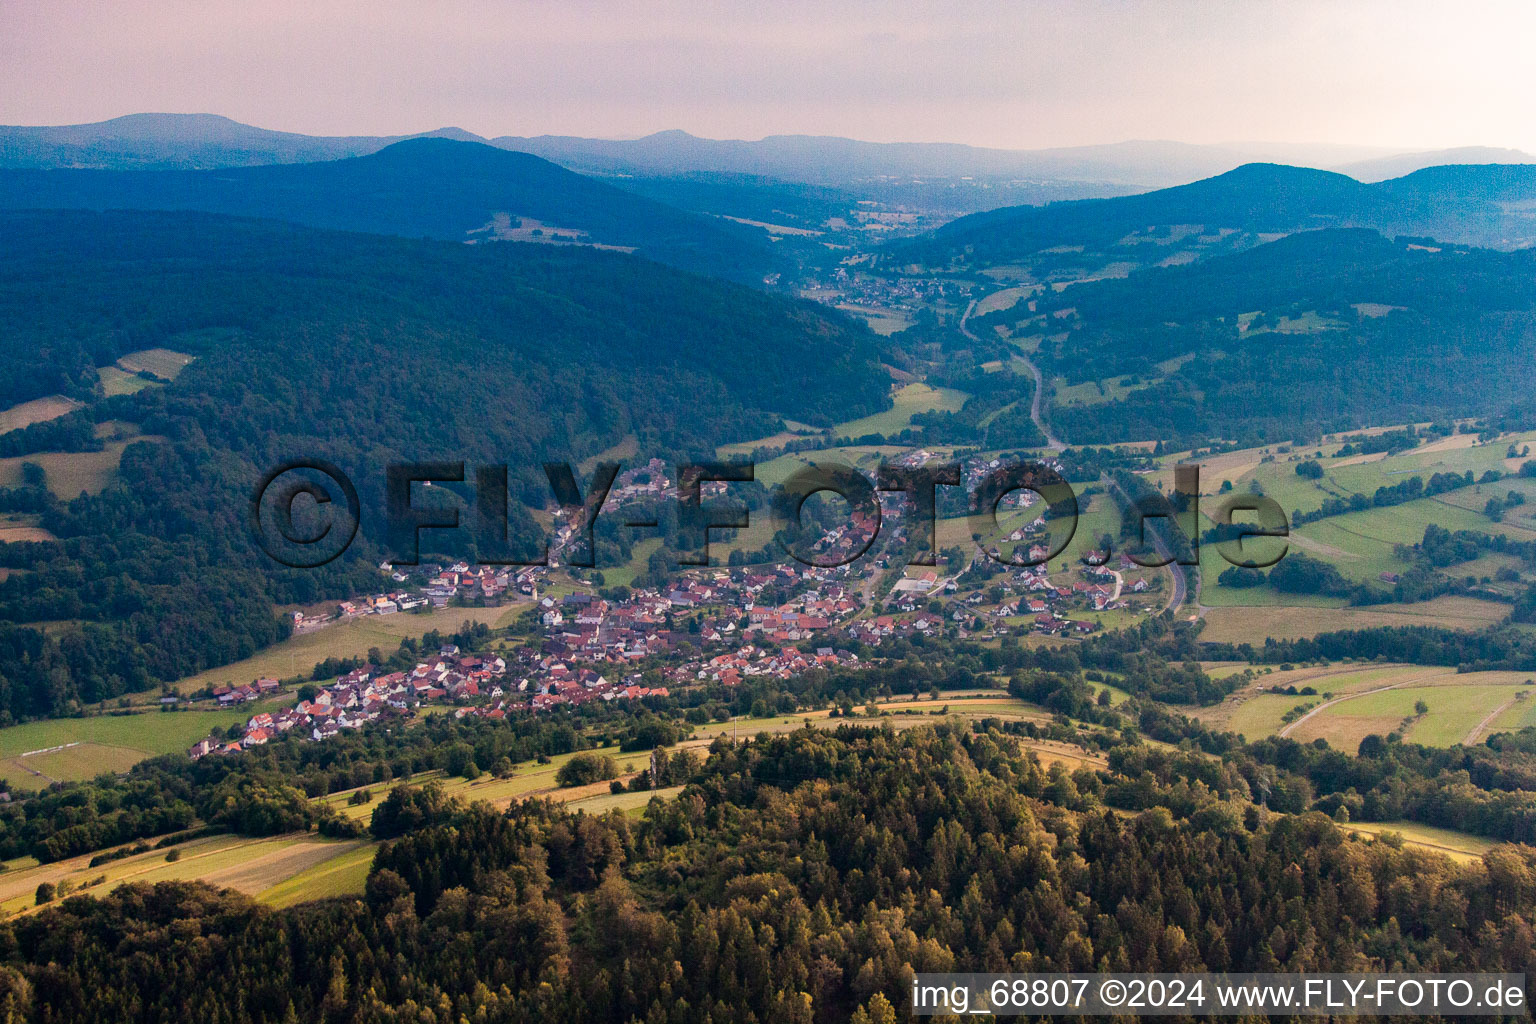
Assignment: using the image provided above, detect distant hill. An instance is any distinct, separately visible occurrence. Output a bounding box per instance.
[0,137,778,283]
[494,131,1396,188]
[0,208,882,449]
[905,162,1536,272]
[3,114,1404,189]
[978,227,1536,446]
[0,112,481,170]
[1334,146,1536,183]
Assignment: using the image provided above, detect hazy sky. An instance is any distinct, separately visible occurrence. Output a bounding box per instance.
[3,0,1535,151]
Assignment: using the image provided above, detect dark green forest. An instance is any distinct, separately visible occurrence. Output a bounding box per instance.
[3,723,1532,1023]
[996,229,1536,446]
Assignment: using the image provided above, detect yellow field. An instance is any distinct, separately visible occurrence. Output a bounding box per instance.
[716,428,822,459]
[1343,821,1500,864]
[0,705,291,784]
[0,518,55,543]
[270,782,698,906]
[317,748,627,823]
[4,756,687,917]
[257,842,377,908]
[1199,596,1510,645]
[1489,693,1536,733]
[114,348,194,379]
[1052,375,1153,408]
[751,444,915,489]
[0,694,1103,915]
[96,366,159,397]
[1193,664,1419,735]
[835,382,970,438]
[1288,682,1525,750]
[566,785,686,816]
[835,304,913,336]
[0,832,363,917]
[577,433,638,475]
[0,395,84,434]
[974,286,1033,315]
[11,744,145,782]
[320,692,1058,825]
[0,435,166,497]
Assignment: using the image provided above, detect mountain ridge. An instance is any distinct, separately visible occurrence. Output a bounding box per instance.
[10,114,1523,189]
[0,112,486,169]
[0,137,779,283]
[909,161,1536,264]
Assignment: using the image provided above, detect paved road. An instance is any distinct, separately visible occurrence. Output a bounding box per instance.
[1102,473,1188,614]
[962,290,1194,613]
[960,296,1065,453]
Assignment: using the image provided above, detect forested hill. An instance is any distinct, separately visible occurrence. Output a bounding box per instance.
[907,162,1536,266]
[0,137,780,284]
[10,725,1535,1021]
[990,228,1536,445]
[0,209,884,437]
[0,210,887,718]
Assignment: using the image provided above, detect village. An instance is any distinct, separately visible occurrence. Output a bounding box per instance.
[192,456,1157,758]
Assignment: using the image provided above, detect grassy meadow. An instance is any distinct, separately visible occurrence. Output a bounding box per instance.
[1192,664,1536,750]
[833,382,969,439]
[0,704,289,784]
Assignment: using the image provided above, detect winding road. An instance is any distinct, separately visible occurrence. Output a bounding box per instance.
[1102,472,1190,614]
[1278,680,1410,739]
[960,297,1065,453]
[963,289,1195,612]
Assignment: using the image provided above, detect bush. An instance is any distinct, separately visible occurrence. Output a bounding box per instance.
[317,813,366,839]
[1295,460,1324,479]
[34,882,54,905]
[1217,566,1267,589]
[1267,553,1353,596]
[555,752,618,788]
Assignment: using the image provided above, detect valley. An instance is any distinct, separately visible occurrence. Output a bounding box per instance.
[1,99,1535,1022]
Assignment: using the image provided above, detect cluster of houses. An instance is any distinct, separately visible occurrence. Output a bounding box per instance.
[191,646,513,758]
[538,562,862,663]
[210,677,283,706]
[293,566,543,636]
[826,267,956,319]
[190,453,1163,759]
[1004,558,1148,635]
[191,559,877,755]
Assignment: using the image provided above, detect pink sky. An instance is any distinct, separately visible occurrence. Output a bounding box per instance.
[3,0,1534,151]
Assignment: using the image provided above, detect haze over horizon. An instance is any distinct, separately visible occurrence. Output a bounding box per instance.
[3,0,1535,154]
